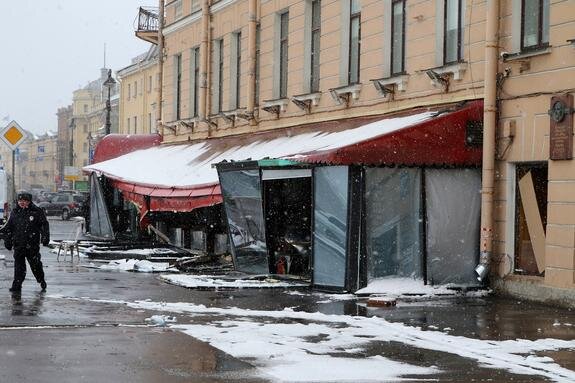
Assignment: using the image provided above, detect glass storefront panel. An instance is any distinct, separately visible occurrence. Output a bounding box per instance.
[365,168,422,281]
[313,166,349,287]
[219,169,269,274]
[425,168,481,285]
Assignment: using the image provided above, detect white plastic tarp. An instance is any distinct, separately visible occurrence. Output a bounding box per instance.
[425,169,481,285]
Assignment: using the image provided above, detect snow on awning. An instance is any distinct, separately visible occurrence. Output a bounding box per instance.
[83,100,482,213]
[293,100,483,166]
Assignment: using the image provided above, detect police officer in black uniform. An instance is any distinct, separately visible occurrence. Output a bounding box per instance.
[2,191,50,293]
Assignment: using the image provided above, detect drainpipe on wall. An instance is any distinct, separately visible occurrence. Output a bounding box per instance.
[476,0,500,282]
[246,0,258,124]
[199,0,210,133]
[157,0,165,136]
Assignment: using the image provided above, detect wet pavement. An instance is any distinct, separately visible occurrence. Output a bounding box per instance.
[0,218,574,382]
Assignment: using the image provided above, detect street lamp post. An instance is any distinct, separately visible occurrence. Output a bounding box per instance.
[69,118,75,166]
[103,69,116,135]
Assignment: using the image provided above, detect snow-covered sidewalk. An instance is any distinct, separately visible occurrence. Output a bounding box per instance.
[56,295,575,383]
[159,274,308,289]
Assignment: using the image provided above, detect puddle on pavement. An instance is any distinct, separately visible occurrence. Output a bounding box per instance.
[10,291,46,317]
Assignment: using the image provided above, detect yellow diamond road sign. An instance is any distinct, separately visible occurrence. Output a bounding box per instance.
[0,120,27,150]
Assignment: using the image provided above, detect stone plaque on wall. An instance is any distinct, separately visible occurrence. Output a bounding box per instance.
[549,94,574,160]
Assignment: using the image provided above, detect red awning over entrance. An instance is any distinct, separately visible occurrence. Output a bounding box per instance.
[291,100,483,166]
[112,180,222,215]
[92,134,162,164]
[85,100,483,216]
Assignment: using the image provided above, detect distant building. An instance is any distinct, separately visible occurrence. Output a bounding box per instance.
[70,68,119,190]
[25,132,58,191]
[0,130,58,192]
[56,105,73,189]
[117,45,159,135]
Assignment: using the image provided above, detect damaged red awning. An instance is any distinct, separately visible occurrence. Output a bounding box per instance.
[291,100,483,166]
[84,100,483,217]
[112,180,222,214]
[91,133,162,164]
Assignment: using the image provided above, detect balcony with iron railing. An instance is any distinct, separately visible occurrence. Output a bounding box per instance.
[135,7,159,44]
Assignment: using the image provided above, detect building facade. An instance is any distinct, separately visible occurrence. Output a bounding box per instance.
[70,68,119,190]
[94,0,573,302]
[493,0,575,296]
[56,105,73,189]
[117,46,160,135]
[0,131,58,192]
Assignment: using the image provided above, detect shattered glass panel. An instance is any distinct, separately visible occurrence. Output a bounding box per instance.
[89,174,114,239]
[425,168,481,285]
[365,168,422,281]
[313,166,349,288]
[220,169,269,274]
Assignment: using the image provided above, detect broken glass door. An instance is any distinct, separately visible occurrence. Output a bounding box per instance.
[313,166,349,288]
[219,169,269,274]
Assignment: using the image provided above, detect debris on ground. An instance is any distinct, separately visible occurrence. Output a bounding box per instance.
[145,315,177,327]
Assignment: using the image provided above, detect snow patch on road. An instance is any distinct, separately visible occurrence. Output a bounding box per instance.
[159,274,308,289]
[95,259,175,272]
[355,277,490,298]
[64,296,575,382]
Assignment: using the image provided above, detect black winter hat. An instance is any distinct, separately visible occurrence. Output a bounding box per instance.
[17,191,32,201]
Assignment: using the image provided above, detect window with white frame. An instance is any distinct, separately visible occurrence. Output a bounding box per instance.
[279,12,289,98]
[434,0,465,67]
[230,32,242,110]
[174,53,182,120]
[218,40,224,112]
[211,39,224,114]
[310,0,321,93]
[190,46,200,117]
[191,0,200,13]
[174,0,183,19]
[444,0,462,64]
[348,0,361,84]
[521,0,549,51]
[255,24,261,105]
[391,0,405,75]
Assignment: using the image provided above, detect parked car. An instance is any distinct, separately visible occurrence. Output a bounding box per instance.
[37,193,87,220]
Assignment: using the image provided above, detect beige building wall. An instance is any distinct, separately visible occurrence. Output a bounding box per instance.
[161,0,487,141]
[71,88,93,172]
[157,1,575,295]
[0,132,58,192]
[118,49,160,135]
[25,134,58,191]
[71,70,119,186]
[493,0,575,290]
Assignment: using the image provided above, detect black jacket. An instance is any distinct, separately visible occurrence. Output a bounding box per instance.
[1,203,50,250]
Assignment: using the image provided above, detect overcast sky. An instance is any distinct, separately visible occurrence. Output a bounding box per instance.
[0,0,157,135]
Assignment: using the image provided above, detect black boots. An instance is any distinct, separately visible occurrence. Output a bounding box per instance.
[9,285,21,293]
[8,282,46,292]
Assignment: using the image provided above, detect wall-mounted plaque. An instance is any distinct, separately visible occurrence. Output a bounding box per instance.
[549,94,574,160]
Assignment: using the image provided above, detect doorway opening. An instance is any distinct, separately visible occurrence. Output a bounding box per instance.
[514,163,548,276]
[263,176,312,278]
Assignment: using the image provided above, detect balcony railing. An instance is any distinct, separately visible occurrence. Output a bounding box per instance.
[136,7,159,44]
